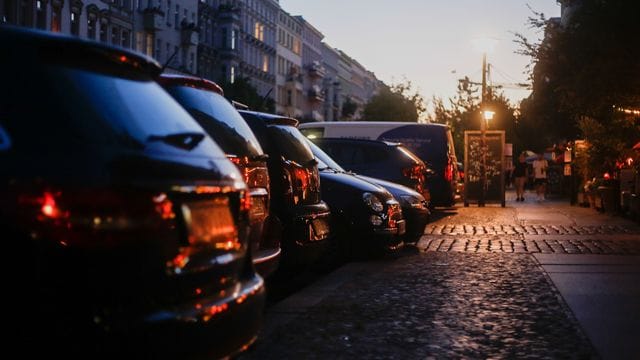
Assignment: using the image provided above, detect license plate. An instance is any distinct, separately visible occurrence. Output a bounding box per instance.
[310,218,330,240]
[182,198,237,245]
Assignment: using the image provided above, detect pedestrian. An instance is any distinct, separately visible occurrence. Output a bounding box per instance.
[532,152,549,201]
[513,152,528,201]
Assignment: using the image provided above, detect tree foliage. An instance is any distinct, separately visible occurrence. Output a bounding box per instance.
[341,97,358,119]
[430,82,519,159]
[515,0,640,173]
[218,77,275,113]
[361,80,426,122]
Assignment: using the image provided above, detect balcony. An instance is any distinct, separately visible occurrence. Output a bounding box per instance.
[286,71,304,91]
[307,61,326,79]
[181,22,198,46]
[308,85,325,103]
[218,47,240,60]
[217,4,241,23]
[142,6,164,31]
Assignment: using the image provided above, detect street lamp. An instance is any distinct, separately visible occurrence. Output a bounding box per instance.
[472,37,498,206]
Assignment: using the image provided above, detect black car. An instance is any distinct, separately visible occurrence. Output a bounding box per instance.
[311,138,431,201]
[309,143,405,258]
[0,27,264,359]
[159,74,280,278]
[239,111,331,267]
[308,140,429,244]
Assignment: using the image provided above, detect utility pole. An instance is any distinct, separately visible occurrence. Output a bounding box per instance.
[479,53,487,207]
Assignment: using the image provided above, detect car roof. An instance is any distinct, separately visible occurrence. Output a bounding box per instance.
[0,25,161,76]
[157,74,224,95]
[315,137,402,147]
[300,121,449,129]
[238,110,299,127]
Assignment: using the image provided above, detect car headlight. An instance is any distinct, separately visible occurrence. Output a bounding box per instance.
[362,192,384,212]
[400,195,426,209]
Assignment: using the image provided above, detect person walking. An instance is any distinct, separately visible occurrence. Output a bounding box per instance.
[513,152,528,201]
[532,152,549,201]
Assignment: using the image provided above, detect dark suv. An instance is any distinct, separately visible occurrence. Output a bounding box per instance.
[0,27,264,359]
[159,74,280,277]
[311,138,430,201]
[239,111,332,267]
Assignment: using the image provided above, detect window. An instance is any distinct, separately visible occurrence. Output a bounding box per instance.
[155,38,162,60]
[71,11,80,36]
[230,66,235,84]
[36,0,46,29]
[99,22,108,43]
[231,29,237,50]
[174,4,179,29]
[262,54,269,73]
[286,90,292,106]
[121,30,130,48]
[221,28,227,48]
[135,32,144,52]
[51,5,62,32]
[111,26,120,45]
[145,32,153,57]
[189,52,194,72]
[87,16,97,39]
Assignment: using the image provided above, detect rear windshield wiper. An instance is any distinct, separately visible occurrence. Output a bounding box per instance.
[147,132,205,151]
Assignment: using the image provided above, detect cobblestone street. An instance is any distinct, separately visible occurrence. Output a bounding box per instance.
[242,194,640,359]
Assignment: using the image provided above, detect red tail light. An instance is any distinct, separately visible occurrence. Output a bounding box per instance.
[444,159,454,182]
[403,165,426,193]
[282,160,319,205]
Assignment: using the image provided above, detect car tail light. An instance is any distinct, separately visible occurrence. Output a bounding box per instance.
[282,160,319,205]
[445,159,455,182]
[402,165,426,193]
[13,187,179,248]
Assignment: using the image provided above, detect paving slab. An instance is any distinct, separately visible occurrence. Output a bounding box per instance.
[535,254,640,360]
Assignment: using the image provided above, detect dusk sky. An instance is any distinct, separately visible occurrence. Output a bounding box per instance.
[279,0,561,112]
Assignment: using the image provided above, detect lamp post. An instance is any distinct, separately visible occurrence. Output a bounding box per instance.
[473,37,497,207]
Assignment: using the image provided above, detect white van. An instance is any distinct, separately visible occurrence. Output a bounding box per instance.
[299,121,459,206]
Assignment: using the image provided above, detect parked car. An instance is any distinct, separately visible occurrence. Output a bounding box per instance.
[307,140,429,244]
[0,27,264,359]
[158,74,280,277]
[239,110,332,267]
[304,141,405,258]
[299,122,459,206]
[310,138,430,202]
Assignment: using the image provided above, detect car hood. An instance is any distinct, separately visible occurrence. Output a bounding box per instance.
[355,174,424,201]
[319,170,393,201]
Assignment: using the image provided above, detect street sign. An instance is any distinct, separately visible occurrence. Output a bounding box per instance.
[463,130,506,207]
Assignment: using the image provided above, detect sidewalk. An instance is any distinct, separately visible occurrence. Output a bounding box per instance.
[242,191,639,359]
[509,190,640,359]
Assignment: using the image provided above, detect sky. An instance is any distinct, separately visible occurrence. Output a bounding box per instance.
[279,0,561,113]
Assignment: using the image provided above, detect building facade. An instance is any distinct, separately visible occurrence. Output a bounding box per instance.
[2,0,379,118]
[275,8,303,117]
[296,15,325,121]
[1,0,198,74]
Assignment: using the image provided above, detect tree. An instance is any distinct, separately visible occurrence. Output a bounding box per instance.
[361,80,426,122]
[515,0,640,173]
[341,97,358,119]
[430,81,519,159]
[218,77,275,113]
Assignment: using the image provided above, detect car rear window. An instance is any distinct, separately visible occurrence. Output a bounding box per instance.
[268,125,314,165]
[397,145,424,164]
[0,50,224,162]
[164,86,264,158]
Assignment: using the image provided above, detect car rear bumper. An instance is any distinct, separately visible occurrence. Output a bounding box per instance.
[282,201,332,267]
[137,274,266,359]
